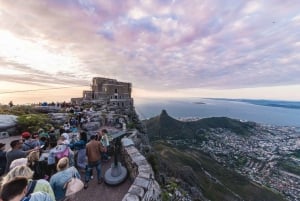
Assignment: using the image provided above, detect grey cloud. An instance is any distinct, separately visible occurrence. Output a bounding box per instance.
[1,0,300,92]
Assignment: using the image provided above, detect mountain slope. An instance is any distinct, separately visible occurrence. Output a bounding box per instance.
[143,110,254,140]
[153,142,285,201]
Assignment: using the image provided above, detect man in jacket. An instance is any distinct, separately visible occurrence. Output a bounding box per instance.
[84,135,104,188]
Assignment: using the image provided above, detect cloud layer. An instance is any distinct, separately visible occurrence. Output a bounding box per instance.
[1,0,300,95]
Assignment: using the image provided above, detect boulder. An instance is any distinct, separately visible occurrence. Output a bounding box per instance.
[0,115,18,135]
[82,122,100,132]
[48,113,69,126]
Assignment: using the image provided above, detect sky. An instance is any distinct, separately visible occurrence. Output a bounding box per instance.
[1,0,300,104]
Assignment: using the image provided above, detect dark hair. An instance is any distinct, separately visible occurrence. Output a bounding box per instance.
[90,135,96,140]
[101,129,108,134]
[0,143,5,149]
[10,140,20,148]
[80,132,87,142]
[49,141,57,148]
[0,177,28,201]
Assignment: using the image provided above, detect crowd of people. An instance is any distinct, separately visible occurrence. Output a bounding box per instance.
[0,124,112,201]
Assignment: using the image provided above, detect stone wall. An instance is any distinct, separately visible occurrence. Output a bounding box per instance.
[121,138,161,201]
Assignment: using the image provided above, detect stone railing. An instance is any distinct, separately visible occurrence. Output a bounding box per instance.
[121,137,161,201]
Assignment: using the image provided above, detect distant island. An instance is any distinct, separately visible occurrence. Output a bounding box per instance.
[207,98,300,110]
[193,101,206,104]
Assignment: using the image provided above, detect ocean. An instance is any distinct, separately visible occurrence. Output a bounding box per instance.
[134,98,300,127]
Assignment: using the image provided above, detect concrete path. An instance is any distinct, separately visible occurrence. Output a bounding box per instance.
[74,157,131,201]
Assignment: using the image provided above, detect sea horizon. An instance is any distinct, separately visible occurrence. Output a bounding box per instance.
[134,97,300,127]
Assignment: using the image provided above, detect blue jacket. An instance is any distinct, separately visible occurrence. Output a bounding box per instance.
[49,166,81,201]
[69,140,86,150]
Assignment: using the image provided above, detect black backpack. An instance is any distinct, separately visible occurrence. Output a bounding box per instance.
[30,161,47,180]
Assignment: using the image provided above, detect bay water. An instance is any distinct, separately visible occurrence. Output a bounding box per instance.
[134,98,300,127]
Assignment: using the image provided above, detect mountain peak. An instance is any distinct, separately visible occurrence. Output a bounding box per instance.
[160,109,168,116]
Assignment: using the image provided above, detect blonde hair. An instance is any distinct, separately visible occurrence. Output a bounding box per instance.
[27,150,40,166]
[1,165,33,185]
[57,157,69,171]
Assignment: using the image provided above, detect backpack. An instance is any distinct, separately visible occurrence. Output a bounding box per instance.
[56,145,70,160]
[30,161,47,180]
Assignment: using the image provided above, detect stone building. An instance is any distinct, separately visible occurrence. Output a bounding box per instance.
[73,77,133,107]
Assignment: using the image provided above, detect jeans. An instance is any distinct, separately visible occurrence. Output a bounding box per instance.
[85,160,102,182]
[76,149,86,169]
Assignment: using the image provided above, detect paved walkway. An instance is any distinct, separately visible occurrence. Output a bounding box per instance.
[75,157,131,201]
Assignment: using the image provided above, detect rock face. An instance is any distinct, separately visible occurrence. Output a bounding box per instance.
[0,115,18,135]
[81,121,101,135]
[48,113,70,126]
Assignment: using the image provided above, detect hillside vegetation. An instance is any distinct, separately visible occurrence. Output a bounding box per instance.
[153,142,285,201]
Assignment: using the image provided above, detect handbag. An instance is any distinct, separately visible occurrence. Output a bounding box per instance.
[64,170,84,197]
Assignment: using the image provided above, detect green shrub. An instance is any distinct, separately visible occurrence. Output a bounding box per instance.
[161,191,170,201]
[17,114,51,133]
[0,105,38,115]
[147,153,159,175]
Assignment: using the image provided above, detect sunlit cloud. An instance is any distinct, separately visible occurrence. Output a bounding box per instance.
[0,0,300,103]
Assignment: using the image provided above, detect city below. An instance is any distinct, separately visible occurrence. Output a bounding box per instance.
[165,120,300,201]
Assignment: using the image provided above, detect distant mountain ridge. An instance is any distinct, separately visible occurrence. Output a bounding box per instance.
[144,109,255,140]
[207,98,300,109]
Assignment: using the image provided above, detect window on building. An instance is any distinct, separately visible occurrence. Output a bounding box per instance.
[115,88,118,93]
[115,95,118,99]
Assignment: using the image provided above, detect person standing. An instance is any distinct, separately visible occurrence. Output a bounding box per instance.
[84,135,104,189]
[2,165,55,201]
[0,177,53,201]
[69,132,87,170]
[5,140,34,173]
[0,143,6,176]
[50,157,81,201]
[100,129,110,161]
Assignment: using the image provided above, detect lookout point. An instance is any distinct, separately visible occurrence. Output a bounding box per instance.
[0,77,161,201]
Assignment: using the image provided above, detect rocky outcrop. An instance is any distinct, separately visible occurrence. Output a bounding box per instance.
[81,122,101,135]
[0,115,17,136]
[48,113,70,126]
